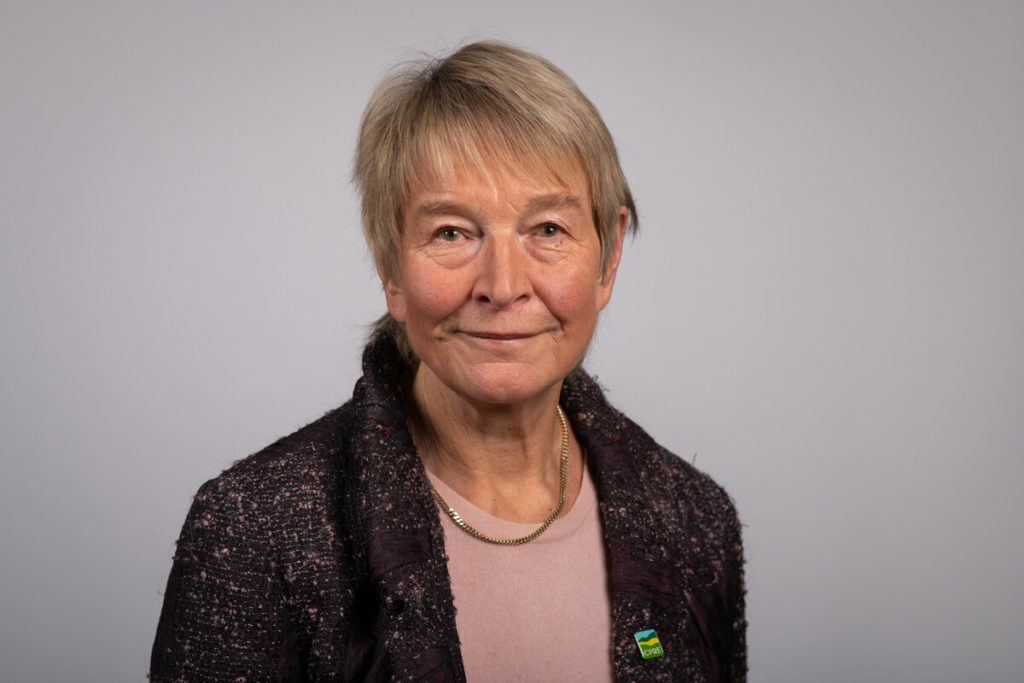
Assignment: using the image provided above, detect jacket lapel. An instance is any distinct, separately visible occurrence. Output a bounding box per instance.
[338,339,466,681]
[562,374,705,681]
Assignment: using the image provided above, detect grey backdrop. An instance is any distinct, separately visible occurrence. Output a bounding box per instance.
[2,2,1022,681]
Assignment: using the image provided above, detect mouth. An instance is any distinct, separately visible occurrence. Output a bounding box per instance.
[460,331,538,341]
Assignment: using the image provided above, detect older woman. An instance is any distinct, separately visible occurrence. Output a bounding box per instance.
[151,41,745,681]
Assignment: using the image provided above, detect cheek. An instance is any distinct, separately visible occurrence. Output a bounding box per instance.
[555,264,607,318]
[405,292,443,324]
[395,267,464,327]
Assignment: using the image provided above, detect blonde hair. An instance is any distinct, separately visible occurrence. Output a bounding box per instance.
[353,41,638,359]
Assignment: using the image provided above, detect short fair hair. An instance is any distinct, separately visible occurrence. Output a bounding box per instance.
[353,41,638,359]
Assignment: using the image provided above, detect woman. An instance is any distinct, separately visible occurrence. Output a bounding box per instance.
[151,41,745,682]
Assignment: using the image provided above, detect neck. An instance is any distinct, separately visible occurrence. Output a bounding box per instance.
[408,365,582,523]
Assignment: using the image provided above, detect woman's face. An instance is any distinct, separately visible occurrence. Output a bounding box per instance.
[383,163,625,408]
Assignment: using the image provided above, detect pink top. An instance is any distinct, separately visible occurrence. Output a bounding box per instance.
[426,464,614,682]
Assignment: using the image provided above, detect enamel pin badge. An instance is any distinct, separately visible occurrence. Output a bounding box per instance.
[634,629,664,659]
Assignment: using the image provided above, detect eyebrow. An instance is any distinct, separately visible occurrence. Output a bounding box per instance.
[412,194,585,218]
[526,194,584,212]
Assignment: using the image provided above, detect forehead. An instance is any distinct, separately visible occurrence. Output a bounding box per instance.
[406,149,589,208]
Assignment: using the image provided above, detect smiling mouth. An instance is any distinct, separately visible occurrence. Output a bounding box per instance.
[461,331,538,341]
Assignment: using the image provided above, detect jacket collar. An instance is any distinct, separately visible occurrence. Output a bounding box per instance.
[560,371,693,678]
[338,334,465,680]
[340,334,687,680]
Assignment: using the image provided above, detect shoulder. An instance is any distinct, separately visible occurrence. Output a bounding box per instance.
[611,414,740,549]
[197,405,346,496]
[153,406,362,679]
[176,405,352,564]
[651,445,740,537]
[210,405,346,484]
[563,370,742,560]
[565,370,737,506]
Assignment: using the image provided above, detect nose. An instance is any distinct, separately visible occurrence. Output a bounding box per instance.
[473,232,531,309]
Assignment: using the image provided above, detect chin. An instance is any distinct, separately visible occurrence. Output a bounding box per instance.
[451,365,563,408]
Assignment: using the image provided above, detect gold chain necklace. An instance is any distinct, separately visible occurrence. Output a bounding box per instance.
[430,405,570,546]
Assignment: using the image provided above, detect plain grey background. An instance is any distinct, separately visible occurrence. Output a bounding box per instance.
[2,1,1022,681]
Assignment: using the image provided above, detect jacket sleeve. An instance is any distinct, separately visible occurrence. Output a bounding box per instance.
[682,471,747,683]
[150,478,301,682]
[722,498,747,682]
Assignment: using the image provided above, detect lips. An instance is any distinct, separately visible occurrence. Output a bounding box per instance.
[460,331,538,340]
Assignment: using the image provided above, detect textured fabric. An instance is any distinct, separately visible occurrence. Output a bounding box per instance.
[151,332,746,681]
[427,461,614,682]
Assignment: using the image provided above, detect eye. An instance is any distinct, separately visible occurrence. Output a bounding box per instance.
[538,223,563,238]
[436,227,462,242]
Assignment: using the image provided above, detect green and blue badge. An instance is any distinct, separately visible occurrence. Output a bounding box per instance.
[634,629,664,659]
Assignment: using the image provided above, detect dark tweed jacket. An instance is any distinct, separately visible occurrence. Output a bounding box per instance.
[151,334,746,681]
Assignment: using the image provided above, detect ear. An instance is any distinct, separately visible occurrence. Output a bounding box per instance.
[596,207,628,311]
[379,266,407,323]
